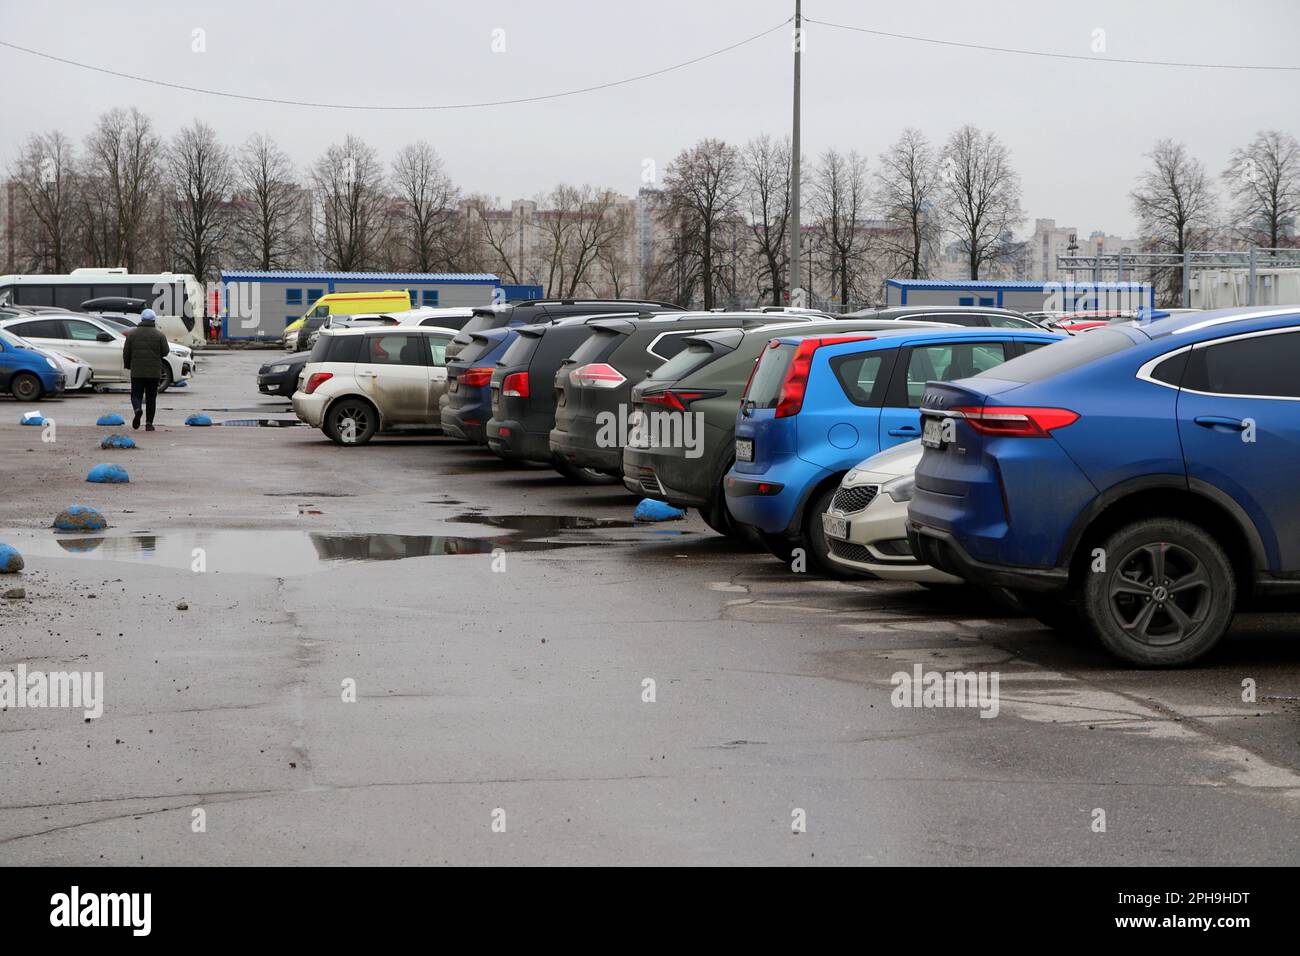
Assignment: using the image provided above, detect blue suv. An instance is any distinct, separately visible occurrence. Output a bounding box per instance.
[725,326,1061,572]
[908,306,1300,666]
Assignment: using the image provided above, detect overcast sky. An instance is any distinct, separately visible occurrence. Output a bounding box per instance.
[3,0,1296,238]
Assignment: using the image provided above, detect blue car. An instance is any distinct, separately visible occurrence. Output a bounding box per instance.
[440,327,518,444]
[908,306,1300,666]
[725,326,1061,572]
[0,327,64,400]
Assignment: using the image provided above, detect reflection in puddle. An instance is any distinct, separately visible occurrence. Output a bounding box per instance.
[220,419,303,428]
[450,513,635,531]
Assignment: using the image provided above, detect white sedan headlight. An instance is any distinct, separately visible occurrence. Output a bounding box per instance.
[882,474,915,503]
[45,356,58,370]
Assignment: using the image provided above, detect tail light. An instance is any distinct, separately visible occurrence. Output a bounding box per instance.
[641,389,721,412]
[502,371,529,398]
[775,335,874,418]
[570,363,626,388]
[304,372,332,394]
[951,405,1079,437]
[461,366,493,388]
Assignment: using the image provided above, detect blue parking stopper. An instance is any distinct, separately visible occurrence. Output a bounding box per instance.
[86,463,129,484]
[171,380,188,388]
[97,414,125,426]
[20,413,45,426]
[634,498,686,522]
[185,413,212,426]
[100,434,137,449]
[53,505,108,532]
[0,543,23,573]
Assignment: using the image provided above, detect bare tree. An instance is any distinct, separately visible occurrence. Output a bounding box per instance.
[469,197,526,284]
[741,134,791,305]
[875,128,941,279]
[9,131,78,272]
[1131,139,1216,301]
[83,107,162,270]
[940,125,1023,280]
[391,141,461,272]
[660,139,743,309]
[168,121,232,280]
[310,136,389,271]
[234,134,303,270]
[810,148,871,309]
[1223,130,1300,249]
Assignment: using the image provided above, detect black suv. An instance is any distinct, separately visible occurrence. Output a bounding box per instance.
[444,299,683,362]
[486,314,642,481]
[548,313,825,480]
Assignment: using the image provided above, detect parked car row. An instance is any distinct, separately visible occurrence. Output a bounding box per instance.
[276,296,1294,667]
[0,306,192,397]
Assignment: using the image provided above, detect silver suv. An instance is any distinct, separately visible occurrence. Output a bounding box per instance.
[292,326,458,445]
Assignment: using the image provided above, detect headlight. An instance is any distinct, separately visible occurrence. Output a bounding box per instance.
[269,364,289,373]
[45,356,58,370]
[883,474,915,503]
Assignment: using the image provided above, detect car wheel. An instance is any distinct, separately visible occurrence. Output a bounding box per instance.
[325,398,378,446]
[803,485,855,578]
[10,371,42,402]
[553,457,619,485]
[1080,518,1235,666]
[701,472,748,538]
[1008,588,1084,633]
[158,363,174,393]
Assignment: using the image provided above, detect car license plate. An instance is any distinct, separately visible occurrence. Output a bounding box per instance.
[735,438,753,462]
[821,512,848,540]
[449,379,459,393]
[921,417,945,448]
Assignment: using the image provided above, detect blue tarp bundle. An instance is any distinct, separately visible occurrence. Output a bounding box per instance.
[20,413,45,426]
[97,414,125,426]
[185,413,213,426]
[634,498,686,522]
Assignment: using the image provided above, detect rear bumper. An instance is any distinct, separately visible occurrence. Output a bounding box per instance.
[258,372,297,396]
[549,425,622,474]
[441,408,485,443]
[906,521,1068,593]
[486,418,550,462]
[622,446,711,508]
[292,391,328,429]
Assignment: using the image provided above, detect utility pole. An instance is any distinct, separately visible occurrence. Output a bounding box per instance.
[788,0,802,304]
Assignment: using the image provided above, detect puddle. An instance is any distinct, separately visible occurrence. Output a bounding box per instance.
[9,530,586,576]
[220,419,303,427]
[450,513,635,532]
[265,492,354,498]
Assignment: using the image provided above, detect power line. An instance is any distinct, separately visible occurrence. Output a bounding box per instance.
[807,16,1300,71]
[0,18,792,111]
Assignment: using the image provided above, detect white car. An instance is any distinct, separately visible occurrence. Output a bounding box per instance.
[39,347,92,390]
[292,326,458,445]
[822,440,960,584]
[0,313,194,391]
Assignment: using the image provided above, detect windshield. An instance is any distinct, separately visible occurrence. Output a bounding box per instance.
[977,328,1133,383]
[647,342,724,382]
[0,328,30,349]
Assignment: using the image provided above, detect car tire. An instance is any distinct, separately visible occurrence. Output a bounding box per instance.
[158,363,173,393]
[10,371,42,402]
[803,485,855,578]
[553,457,619,485]
[1080,518,1235,666]
[324,397,378,446]
[700,469,749,539]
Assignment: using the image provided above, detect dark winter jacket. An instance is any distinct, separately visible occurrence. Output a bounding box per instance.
[122,325,170,380]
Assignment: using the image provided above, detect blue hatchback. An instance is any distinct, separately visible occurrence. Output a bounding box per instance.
[725,326,1061,572]
[0,327,63,401]
[908,306,1300,666]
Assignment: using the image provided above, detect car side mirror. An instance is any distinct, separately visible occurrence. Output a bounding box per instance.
[97,332,114,342]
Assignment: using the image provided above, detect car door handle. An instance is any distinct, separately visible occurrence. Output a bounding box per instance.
[1194,416,1248,431]
[357,370,376,378]
[888,426,920,437]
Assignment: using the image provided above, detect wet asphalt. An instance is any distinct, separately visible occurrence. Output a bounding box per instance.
[1,350,1298,865]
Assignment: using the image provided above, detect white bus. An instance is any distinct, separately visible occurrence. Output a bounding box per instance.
[0,268,206,347]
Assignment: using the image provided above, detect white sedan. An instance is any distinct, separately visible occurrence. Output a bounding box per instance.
[821,440,961,584]
[0,313,194,391]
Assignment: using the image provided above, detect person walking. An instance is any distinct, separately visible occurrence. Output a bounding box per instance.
[122,308,169,431]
